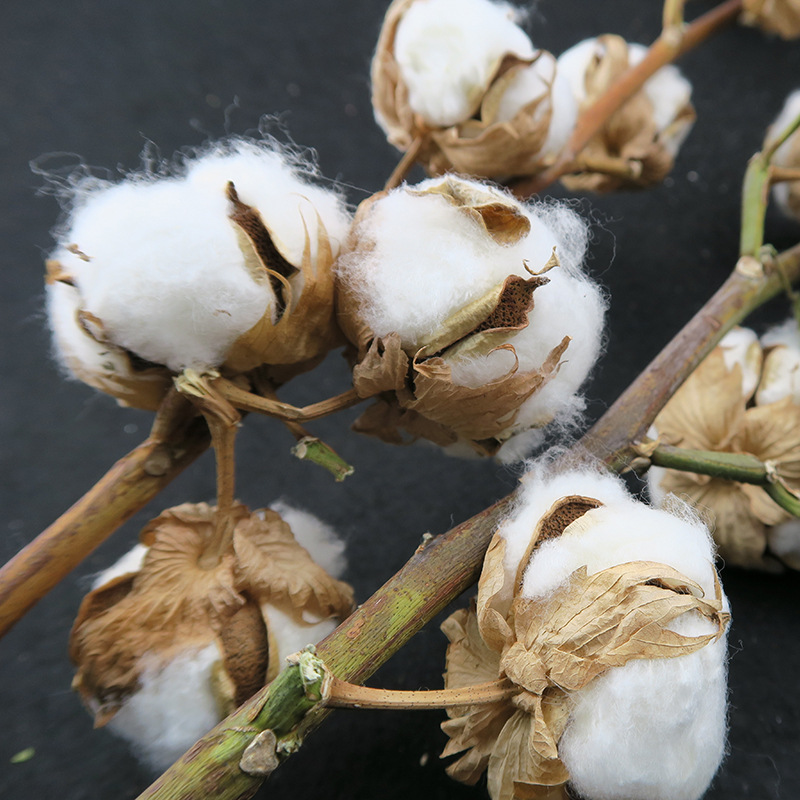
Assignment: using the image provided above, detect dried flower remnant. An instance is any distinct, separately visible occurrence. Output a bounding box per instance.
[649,324,800,569]
[441,469,729,800]
[46,138,351,410]
[371,0,559,178]
[335,176,605,460]
[768,90,800,220]
[70,502,354,770]
[547,36,695,193]
[742,0,800,38]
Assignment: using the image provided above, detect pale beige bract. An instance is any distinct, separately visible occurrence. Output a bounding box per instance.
[651,343,800,568]
[742,0,800,39]
[70,503,354,725]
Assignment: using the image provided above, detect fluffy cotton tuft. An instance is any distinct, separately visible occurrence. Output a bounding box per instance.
[393,0,534,127]
[493,51,556,124]
[268,501,348,579]
[758,317,800,405]
[47,139,351,373]
[108,644,222,771]
[499,468,728,800]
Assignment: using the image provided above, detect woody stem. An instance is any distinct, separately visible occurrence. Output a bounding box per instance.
[322,676,517,710]
[203,411,240,559]
[0,390,209,638]
[384,134,426,192]
[215,377,364,422]
[510,0,743,198]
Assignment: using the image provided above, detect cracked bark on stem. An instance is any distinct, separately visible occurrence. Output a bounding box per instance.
[510,0,743,198]
[136,241,800,800]
[0,391,210,637]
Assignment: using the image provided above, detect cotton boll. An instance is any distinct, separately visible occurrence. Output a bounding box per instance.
[48,139,349,376]
[514,472,727,800]
[107,644,222,772]
[393,0,535,127]
[267,501,348,579]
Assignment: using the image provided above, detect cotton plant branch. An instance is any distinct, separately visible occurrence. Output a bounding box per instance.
[0,390,210,637]
[641,442,800,517]
[135,239,800,800]
[509,0,744,198]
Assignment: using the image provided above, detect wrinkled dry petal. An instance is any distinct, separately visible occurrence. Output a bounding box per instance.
[742,0,800,38]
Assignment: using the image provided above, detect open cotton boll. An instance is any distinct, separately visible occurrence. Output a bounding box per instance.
[393,0,534,127]
[47,139,350,378]
[107,644,222,772]
[338,176,605,458]
[441,466,729,800]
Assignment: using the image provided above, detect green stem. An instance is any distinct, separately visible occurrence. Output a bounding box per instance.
[291,436,354,482]
[740,108,800,257]
[137,240,800,800]
[649,443,769,483]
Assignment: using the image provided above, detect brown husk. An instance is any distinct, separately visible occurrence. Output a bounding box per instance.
[370,0,555,178]
[560,35,695,193]
[70,502,354,726]
[652,346,800,567]
[441,495,729,798]
[223,184,343,373]
[742,0,800,38]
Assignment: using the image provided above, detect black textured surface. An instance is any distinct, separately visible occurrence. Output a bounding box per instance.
[1,1,799,798]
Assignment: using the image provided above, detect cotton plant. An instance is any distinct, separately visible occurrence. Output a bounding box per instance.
[741,0,800,38]
[440,467,729,800]
[767,90,800,220]
[648,324,800,569]
[70,501,353,770]
[335,174,606,460]
[8,0,800,798]
[46,138,352,410]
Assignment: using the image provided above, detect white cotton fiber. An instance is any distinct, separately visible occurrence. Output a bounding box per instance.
[498,468,728,800]
[108,644,222,771]
[394,0,535,127]
[269,501,348,579]
[48,139,350,372]
[758,318,800,405]
[493,51,556,123]
[717,326,762,399]
[769,90,800,217]
[261,604,338,663]
[91,543,148,590]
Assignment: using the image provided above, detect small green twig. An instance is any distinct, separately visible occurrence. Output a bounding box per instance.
[740,108,800,257]
[646,442,800,518]
[291,436,354,482]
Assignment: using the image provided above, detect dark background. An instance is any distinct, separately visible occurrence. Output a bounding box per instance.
[2,1,800,798]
